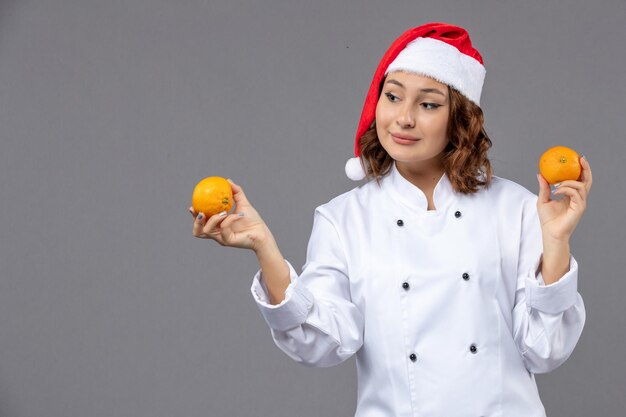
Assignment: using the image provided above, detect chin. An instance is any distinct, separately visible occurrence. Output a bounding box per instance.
[385,146,417,160]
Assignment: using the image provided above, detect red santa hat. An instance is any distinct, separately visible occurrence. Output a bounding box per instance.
[345,22,486,181]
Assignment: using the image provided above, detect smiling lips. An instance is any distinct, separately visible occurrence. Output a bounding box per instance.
[391,133,420,144]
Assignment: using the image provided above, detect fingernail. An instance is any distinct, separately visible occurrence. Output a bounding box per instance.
[237,213,245,217]
[219,211,227,216]
[197,213,203,220]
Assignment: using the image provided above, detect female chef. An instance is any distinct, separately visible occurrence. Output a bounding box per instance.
[190,22,593,417]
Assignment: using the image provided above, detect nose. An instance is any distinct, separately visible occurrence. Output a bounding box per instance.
[396,104,415,128]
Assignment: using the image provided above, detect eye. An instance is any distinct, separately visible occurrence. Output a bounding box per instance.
[422,103,442,110]
[384,92,399,102]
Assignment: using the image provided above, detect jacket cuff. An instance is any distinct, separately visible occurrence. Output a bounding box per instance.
[525,254,579,315]
[250,259,315,331]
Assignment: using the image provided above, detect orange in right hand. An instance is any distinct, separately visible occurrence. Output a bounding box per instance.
[539,146,582,185]
[191,176,234,217]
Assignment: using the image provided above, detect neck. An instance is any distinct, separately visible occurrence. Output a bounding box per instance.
[395,161,445,188]
[395,162,445,211]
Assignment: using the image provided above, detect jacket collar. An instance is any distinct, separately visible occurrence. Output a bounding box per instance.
[385,161,457,213]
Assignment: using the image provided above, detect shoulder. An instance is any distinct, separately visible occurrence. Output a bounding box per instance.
[475,175,539,221]
[313,180,380,223]
[483,174,538,204]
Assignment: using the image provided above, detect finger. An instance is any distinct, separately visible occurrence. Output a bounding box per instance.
[554,180,587,202]
[189,206,196,218]
[192,212,207,237]
[579,156,593,194]
[537,173,551,205]
[218,212,245,241]
[202,211,229,235]
[221,212,245,230]
[227,179,251,207]
[554,186,585,210]
[220,212,244,228]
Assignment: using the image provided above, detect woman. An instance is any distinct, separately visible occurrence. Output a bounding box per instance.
[190,22,592,417]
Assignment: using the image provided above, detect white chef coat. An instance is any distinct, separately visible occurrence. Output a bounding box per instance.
[250,161,585,417]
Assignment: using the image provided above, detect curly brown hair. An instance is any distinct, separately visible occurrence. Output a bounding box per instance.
[358,76,493,194]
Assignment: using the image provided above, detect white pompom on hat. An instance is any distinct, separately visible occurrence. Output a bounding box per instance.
[345,22,486,181]
[345,156,366,181]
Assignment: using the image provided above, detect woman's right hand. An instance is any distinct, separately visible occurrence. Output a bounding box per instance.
[190,179,272,252]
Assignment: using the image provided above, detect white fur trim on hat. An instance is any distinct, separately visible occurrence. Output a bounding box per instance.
[385,37,485,106]
[345,156,366,181]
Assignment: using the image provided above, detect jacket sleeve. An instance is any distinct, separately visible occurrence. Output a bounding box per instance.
[511,194,586,374]
[250,207,364,368]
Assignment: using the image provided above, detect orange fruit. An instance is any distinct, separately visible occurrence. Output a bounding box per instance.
[191,176,233,217]
[539,146,582,185]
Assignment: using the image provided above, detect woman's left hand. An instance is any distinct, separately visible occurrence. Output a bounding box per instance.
[536,156,593,241]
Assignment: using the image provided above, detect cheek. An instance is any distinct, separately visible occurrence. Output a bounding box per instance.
[431,114,449,137]
[374,107,383,135]
[374,102,382,122]
[375,102,391,128]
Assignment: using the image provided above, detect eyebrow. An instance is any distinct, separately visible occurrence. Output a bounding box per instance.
[385,79,446,97]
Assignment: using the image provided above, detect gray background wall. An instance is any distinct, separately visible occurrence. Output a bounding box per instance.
[0,0,623,416]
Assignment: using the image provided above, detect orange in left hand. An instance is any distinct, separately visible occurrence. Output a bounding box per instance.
[191,176,234,217]
[539,146,582,185]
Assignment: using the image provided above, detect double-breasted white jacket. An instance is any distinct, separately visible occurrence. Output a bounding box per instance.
[250,161,586,417]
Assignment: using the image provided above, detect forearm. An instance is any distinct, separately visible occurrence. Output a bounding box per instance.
[254,233,291,305]
[540,233,571,285]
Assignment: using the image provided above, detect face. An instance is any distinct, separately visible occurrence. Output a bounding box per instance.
[375,71,450,176]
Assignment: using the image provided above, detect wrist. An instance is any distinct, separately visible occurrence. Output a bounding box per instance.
[253,227,278,256]
[542,231,571,246]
